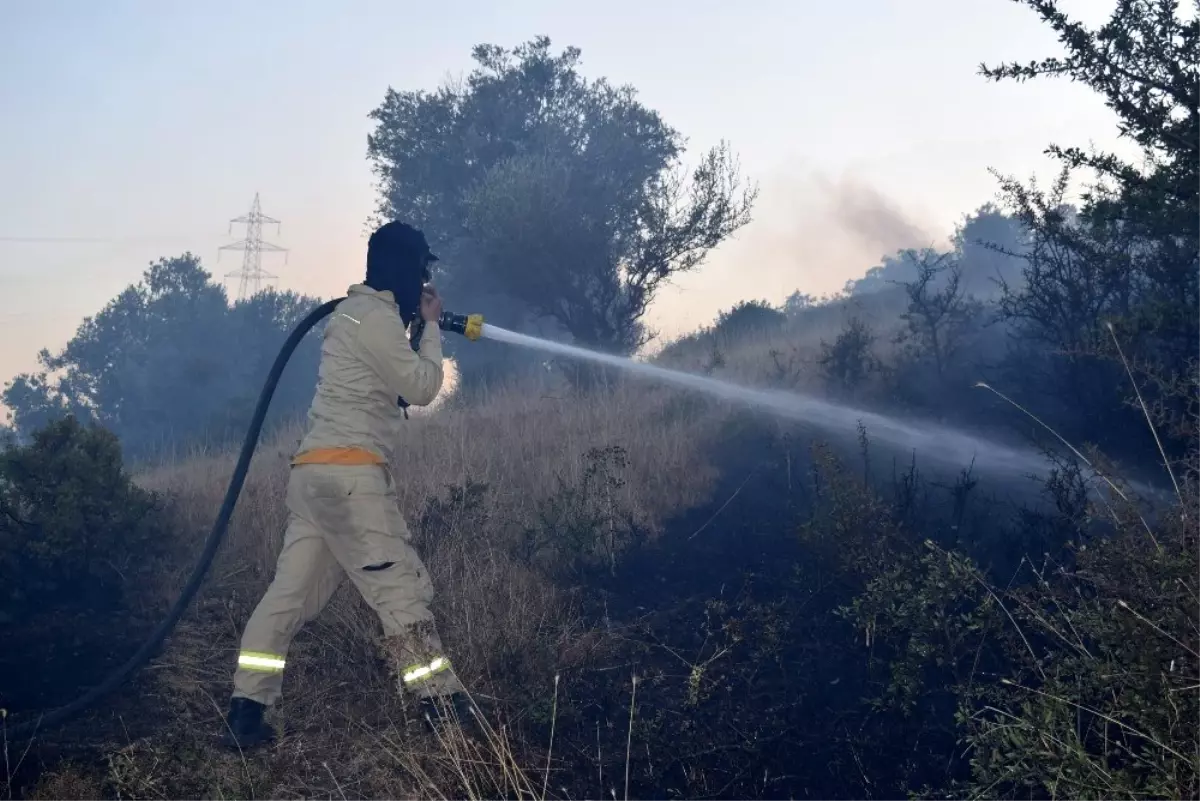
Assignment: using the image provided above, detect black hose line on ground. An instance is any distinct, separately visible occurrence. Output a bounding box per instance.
[5,298,344,741]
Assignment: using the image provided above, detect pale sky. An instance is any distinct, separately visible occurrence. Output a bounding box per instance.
[1,0,1124,395]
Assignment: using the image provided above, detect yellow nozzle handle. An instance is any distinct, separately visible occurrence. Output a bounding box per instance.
[464,314,484,341]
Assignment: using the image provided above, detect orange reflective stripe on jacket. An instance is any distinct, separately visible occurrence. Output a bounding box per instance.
[291,447,385,466]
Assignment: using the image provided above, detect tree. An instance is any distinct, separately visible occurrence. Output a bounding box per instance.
[712,299,786,339]
[979,0,1200,371]
[982,0,1199,453]
[2,255,324,459]
[366,37,757,357]
[988,175,1140,439]
[982,0,1197,252]
[951,203,1029,299]
[819,316,880,397]
[882,249,989,415]
[845,253,908,297]
[892,249,984,382]
[782,291,816,316]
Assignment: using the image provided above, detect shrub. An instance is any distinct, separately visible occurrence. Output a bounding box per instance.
[0,415,163,610]
[805,437,1200,800]
[818,315,882,396]
[517,444,639,580]
[713,299,787,339]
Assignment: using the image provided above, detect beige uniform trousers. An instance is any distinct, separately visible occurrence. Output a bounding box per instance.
[232,463,464,705]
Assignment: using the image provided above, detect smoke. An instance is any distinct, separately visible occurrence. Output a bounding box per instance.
[744,171,939,288]
[821,174,932,258]
[648,169,939,337]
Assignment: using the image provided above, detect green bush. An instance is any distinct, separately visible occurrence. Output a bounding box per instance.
[518,444,638,580]
[801,439,1199,799]
[713,299,787,338]
[818,315,882,397]
[0,416,163,610]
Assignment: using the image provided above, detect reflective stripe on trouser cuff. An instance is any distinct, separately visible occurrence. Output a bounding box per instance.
[238,651,287,672]
[402,657,451,686]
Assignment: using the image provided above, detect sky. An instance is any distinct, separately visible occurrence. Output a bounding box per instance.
[0,0,1127,399]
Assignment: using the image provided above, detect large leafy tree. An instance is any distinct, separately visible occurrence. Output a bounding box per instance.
[2,255,323,459]
[982,0,1198,453]
[366,36,757,358]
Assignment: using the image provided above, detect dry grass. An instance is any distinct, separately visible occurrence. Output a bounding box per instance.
[25,762,103,800]
[143,375,723,562]
[112,373,733,799]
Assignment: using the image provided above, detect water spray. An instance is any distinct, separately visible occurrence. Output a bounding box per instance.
[458,319,1049,479]
[426,313,1162,493]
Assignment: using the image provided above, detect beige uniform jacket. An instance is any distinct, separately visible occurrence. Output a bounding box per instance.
[295,283,443,466]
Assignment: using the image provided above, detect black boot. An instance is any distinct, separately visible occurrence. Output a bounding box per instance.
[220,696,277,750]
[418,691,479,735]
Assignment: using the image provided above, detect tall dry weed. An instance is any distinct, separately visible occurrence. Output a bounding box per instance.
[124,374,728,798]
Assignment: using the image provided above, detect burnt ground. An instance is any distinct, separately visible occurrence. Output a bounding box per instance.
[1,595,163,797]
[583,415,1033,798]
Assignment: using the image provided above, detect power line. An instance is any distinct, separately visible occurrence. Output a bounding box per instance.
[0,235,201,244]
[217,193,288,301]
[0,236,114,243]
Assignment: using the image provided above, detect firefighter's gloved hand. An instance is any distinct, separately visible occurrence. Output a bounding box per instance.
[420,284,443,323]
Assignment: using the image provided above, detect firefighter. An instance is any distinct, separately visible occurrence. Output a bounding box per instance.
[220,221,474,749]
